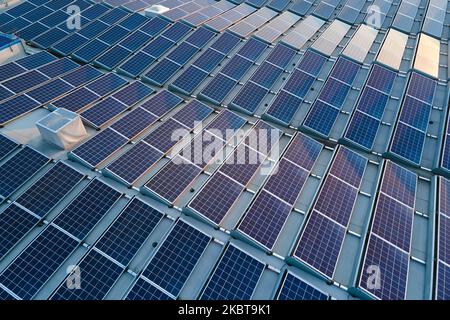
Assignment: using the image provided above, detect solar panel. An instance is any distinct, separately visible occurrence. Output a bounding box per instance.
[15,162,84,218]
[125,278,173,300]
[144,119,188,153]
[72,40,110,63]
[0,287,15,300]
[31,28,69,49]
[277,272,328,300]
[86,73,127,97]
[0,225,79,300]
[0,134,18,161]
[142,221,210,297]
[16,22,49,41]
[139,16,171,37]
[192,48,225,73]
[250,62,283,89]
[172,100,213,128]
[119,30,151,52]
[303,100,340,137]
[110,107,157,140]
[0,93,43,125]
[112,81,154,107]
[140,90,183,117]
[237,38,268,61]
[359,234,409,300]
[390,123,425,165]
[0,147,49,200]
[144,159,202,203]
[330,57,360,85]
[81,97,128,128]
[294,211,346,278]
[142,36,175,59]
[0,62,26,82]
[366,65,396,94]
[185,26,216,48]
[199,73,237,105]
[61,65,103,87]
[205,109,247,138]
[265,44,296,69]
[2,70,49,94]
[221,55,254,81]
[371,193,413,252]
[231,82,268,114]
[399,96,431,132]
[200,245,264,300]
[95,198,164,266]
[106,141,163,185]
[118,52,155,78]
[119,12,148,31]
[189,172,243,225]
[51,249,124,300]
[98,7,129,25]
[264,90,303,125]
[0,85,13,102]
[406,72,436,104]
[329,147,367,188]
[0,204,40,260]
[143,59,181,86]
[238,190,292,249]
[209,32,241,54]
[436,261,450,300]
[297,51,327,76]
[161,22,192,42]
[15,51,56,70]
[51,87,100,112]
[317,78,351,108]
[26,78,74,104]
[170,66,208,95]
[380,161,417,208]
[166,42,198,65]
[95,46,132,71]
[70,128,128,168]
[52,179,122,240]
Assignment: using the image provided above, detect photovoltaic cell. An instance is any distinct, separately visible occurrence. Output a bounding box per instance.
[0,134,18,161]
[283,133,323,171]
[231,82,268,114]
[0,147,49,199]
[189,172,243,224]
[95,198,164,266]
[172,100,213,128]
[192,48,225,73]
[51,87,100,112]
[200,74,237,105]
[118,52,155,78]
[277,272,328,300]
[0,94,41,125]
[0,225,79,300]
[297,51,327,76]
[51,250,124,300]
[359,234,408,300]
[294,211,346,278]
[106,141,163,185]
[0,204,40,260]
[52,179,122,240]
[265,90,302,124]
[86,73,128,97]
[221,55,253,81]
[112,81,154,107]
[170,66,208,94]
[201,245,264,300]
[15,162,84,218]
[329,147,367,188]
[265,44,296,69]
[237,38,268,61]
[61,65,103,87]
[140,90,183,117]
[250,62,283,89]
[125,278,173,300]
[209,32,241,54]
[380,161,416,208]
[81,97,128,128]
[283,69,315,99]
[144,119,188,153]
[110,107,157,140]
[70,128,128,168]
[142,221,210,297]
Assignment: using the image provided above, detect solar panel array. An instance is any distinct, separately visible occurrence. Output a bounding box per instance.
[0,0,448,301]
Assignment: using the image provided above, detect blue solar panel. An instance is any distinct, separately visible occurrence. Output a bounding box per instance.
[390,123,425,165]
[250,62,284,89]
[278,272,328,300]
[61,65,103,87]
[98,7,129,25]
[329,147,367,188]
[37,58,79,78]
[0,94,41,125]
[27,78,74,104]
[140,90,183,117]
[52,87,100,112]
[139,16,171,37]
[0,204,40,260]
[0,134,18,160]
[3,70,49,94]
[0,62,26,82]
[231,82,268,114]
[98,25,130,45]
[142,36,175,59]
[112,81,153,107]
[82,97,128,128]
[16,162,84,218]
[51,249,124,300]
[366,65,396,94]
[106,141,163,185]
[110,107,157,140]
[317,78,351,108]
[51,34,90,57]
[70,128,128,168]
[359,234,408,300]
[406,72,436,105]
[355,86,389,120]
[170,66,208,95]
[437,261,450,300]
[209,32,241,55]
[172,99,213,128]
[238,190,292,250]
[200,74,237,105]
[284,69,315,99]
[119,30,151,51]
[0,286,15,300]
[303,101,340,136]
[294,211,346,278]
[78,20,110,39]
[95,198,164,266]
[380,161,416,208]
[237,38,268,61]
[185,26,216,48]
[330,57,360,85]
[161,22,192,42]
[399,96,431,132]
[118,52,155,78]
[0,146,49,200]
[125,278,173,300]
[189,172,243,225]
[0,225,79,299]
[143,59,181,86]
[167,42,198,65]
[95,46,132,71]
[192,48,225,73]
[265,43,296,69]
[0,85,14,101]
[32,27,69,49]
[119,12,148,31]
[72,39,110,63]
[15,51,56,70]
[265,90,303,124]
[144,118,188,153]
[16,22,49,41]
[52,179,122,240]
[345,111,380,150]
[142,221,210,297]
[86,73,127,97]
[200,245,264,300]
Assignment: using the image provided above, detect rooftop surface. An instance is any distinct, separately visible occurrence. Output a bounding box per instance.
[0,0,449,300]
